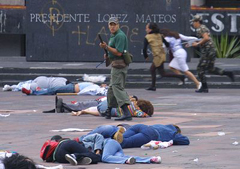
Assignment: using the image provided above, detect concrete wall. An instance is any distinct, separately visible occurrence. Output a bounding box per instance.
[0,0,25,6]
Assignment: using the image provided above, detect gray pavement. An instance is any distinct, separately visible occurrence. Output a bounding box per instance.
[0,88,240,169]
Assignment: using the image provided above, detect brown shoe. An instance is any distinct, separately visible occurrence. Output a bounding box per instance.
[113,126,125,143]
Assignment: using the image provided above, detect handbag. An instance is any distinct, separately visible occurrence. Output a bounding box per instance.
[122,50,133,65]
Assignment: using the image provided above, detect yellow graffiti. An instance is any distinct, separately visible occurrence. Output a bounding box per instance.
[72,26,86,45]
[52,0,57,5]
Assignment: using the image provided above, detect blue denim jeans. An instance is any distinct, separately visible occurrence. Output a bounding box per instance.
[102,139,151,164]
[32,83,75,95]
[97,100,117,116]
[81,125,118,140]
[121,124,159,148]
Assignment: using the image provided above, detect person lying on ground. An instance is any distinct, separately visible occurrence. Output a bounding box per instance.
[43,96,154,119]
[76,124,189,149]
[22,82,108,96]
[3,76,69,92]
[71,133,161,165]
[0,150,63,169]
[41,135,101,166]
[71,96,154,119]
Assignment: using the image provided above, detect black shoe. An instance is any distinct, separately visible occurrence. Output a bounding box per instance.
[78,157,92,165]
[104,108,112,119]
[115,116,132,121]
[115,104,132,121]
[42,109,55,113]
[146,86,156,91]
[195,88,209,93]
[56,98,63,113]
[65,154,77,165]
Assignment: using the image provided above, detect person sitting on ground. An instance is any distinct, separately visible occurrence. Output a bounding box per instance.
[3,76,69,92]
[22,82,108,96]
[71,133,161,165]
[42,135,101,166]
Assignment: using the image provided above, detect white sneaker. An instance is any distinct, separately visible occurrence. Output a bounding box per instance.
[65,154,77,165]
[151,156,162,164]
[126,157,136,164]
[3,85,11,91]
[197,82,202,90]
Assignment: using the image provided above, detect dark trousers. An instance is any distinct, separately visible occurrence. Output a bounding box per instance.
[197,48,223,83]
[62,100,99,112]
[54,140,101,164]
[150,63,184,87]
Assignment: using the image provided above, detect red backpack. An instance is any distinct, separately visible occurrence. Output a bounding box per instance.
[40,140,59,162]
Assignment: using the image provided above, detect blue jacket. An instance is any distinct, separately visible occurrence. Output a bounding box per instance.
[80,133,104,152]
[151,124,190,145]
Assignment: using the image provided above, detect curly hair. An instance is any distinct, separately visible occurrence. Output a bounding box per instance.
[137,99,154,116]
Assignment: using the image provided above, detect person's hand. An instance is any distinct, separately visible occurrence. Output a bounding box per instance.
[95,149,101,155]
[191,42,199,47]
[145,57,149,61]
[185,44,190,48]
[99,42,107,49]
[104,54,108,59]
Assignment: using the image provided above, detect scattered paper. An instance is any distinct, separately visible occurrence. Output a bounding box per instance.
[193,158,199,162]
[36,164,63,169]
[232,141,239,145]
[50,128,92,132]
[83,74,106,83]
[0,114,10,117]
[218,132,225,136]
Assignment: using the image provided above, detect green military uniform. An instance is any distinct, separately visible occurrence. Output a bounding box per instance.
[107,29,130,108]
[196,24,224,83]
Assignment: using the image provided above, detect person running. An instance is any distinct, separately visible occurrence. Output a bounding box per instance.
[190,15,235,93]
[143,23,185,91]
[160,28,202,90]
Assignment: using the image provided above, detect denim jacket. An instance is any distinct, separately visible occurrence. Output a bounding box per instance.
[80,133,104,152]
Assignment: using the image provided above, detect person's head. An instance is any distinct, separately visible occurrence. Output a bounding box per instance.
[190,15,202,29]
[146,23,160,34]
[100,84,108,88]
[137,99,154,116]
[108,17,120,34]
[160,28,180,39]
[51,135,62,142]
[3,154,36,169]
[129,95,138,102]
[173,124,182,134]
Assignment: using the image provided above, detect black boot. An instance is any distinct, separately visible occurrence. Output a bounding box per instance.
[104,107,112,119]
[42,109,55,113]
[223,71,235,82]
[56,96,64,113]
[146,86,156,91]
[115,104,132,121]
[195,82,208,93]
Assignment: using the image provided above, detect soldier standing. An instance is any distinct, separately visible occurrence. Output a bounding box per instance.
[99,17,132,121]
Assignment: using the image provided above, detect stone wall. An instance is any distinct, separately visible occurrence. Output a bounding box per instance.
[0,0,25,6]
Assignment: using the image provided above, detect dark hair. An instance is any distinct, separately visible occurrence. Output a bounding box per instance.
[160,28,180,39]
[132,95,138,101]
[173,124,182,134]
[148,23,160,33]
[51,135,62,142]
[3,154,36,169]
[137,99,154,116]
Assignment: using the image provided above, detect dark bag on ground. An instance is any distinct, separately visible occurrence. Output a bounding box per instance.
[122,50,133,65]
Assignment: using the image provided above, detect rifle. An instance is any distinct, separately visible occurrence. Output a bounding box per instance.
[96,34,108,68]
